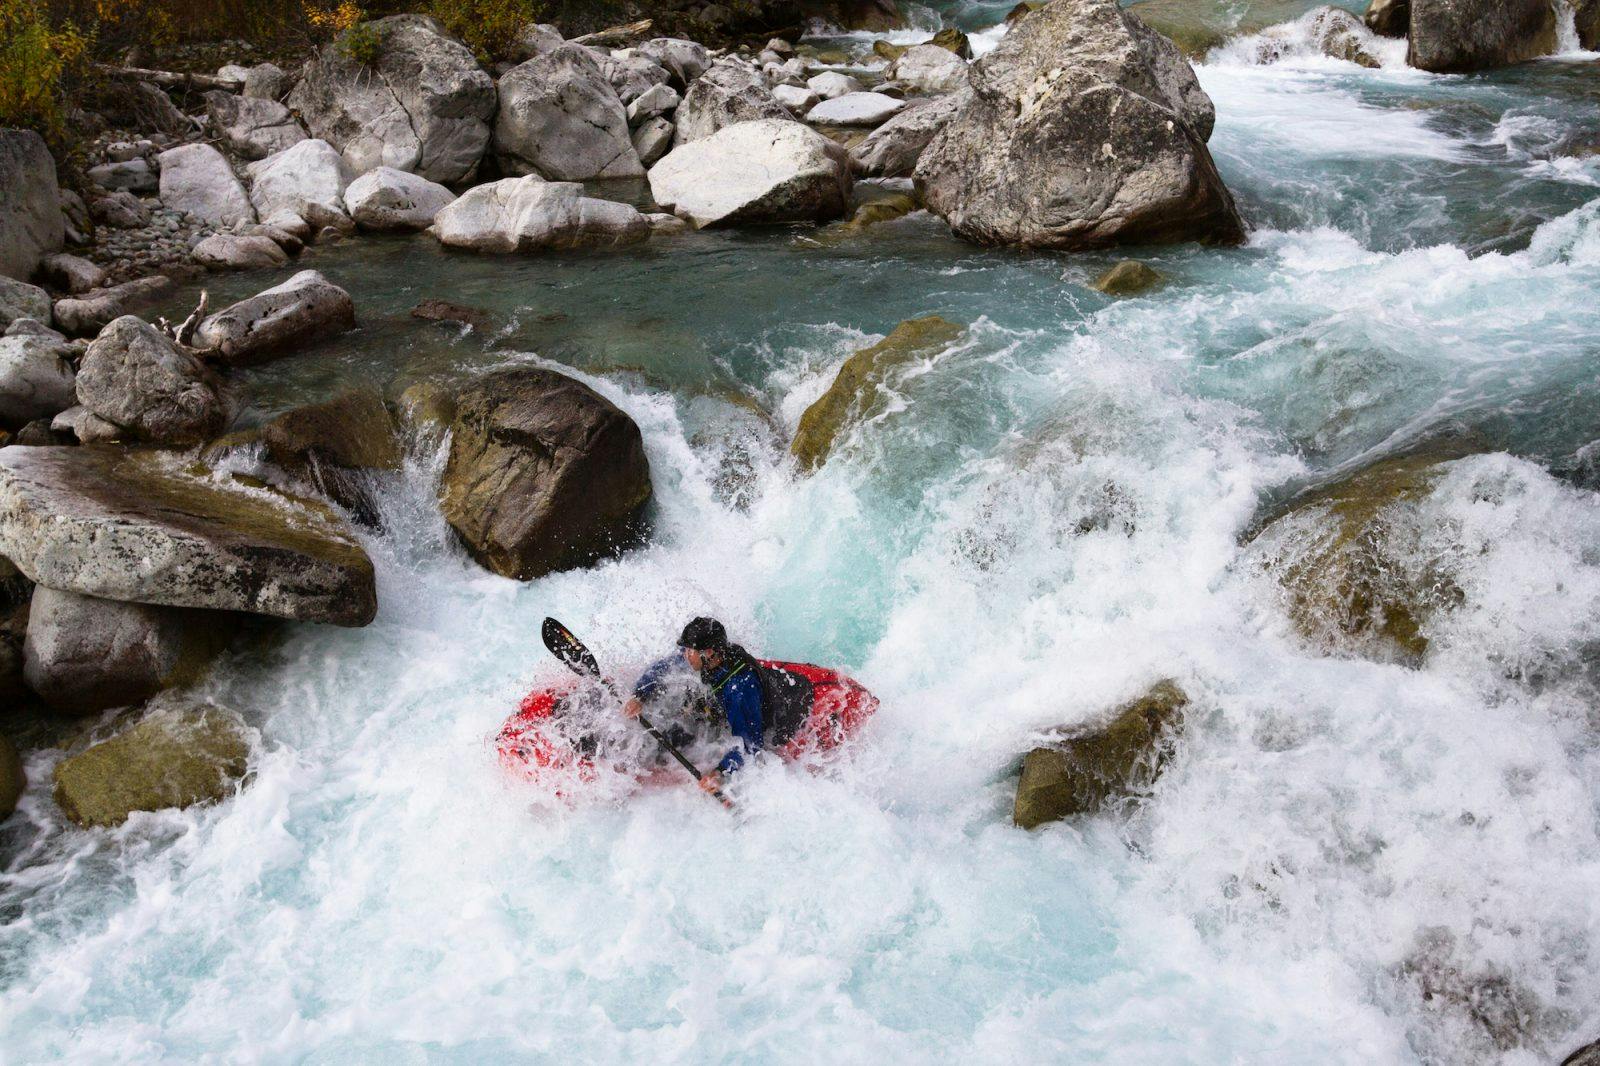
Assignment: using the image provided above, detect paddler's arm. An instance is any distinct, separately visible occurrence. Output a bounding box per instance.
[622,655,680,718]
[712,672,765,776]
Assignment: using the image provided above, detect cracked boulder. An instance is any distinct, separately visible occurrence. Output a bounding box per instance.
[75,316,228,444]
[194,270,356,367]
[287,14,497,183]
[672,60,793,146]
[430,177,651,252]
[493,45,644,181]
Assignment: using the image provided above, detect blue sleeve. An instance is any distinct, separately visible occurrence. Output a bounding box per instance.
[716,672,764,774]
[632,656,682,700]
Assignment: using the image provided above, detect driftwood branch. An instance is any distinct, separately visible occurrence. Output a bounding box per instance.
[96,64,244,93]
[159,290,211,350]
[570,19,653,46]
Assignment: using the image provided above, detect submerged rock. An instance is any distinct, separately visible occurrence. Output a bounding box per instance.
[0,447,377,625]
[649,119,852,229]
[0,130,65,283]
[916,0,1241,250]
[1013,680,1188,828]
[1093,260,1164,295]
[672,60,792,146]
[439,367,652,580]
[23,587,237,715]
[430,177,651,252]
[52,701,250,827]
[76,316,228,445]
[791,316,964,470]
[494,45,643,181]
[287,14,497,183]
[1406,0,1556,71]
[195,270,357,367]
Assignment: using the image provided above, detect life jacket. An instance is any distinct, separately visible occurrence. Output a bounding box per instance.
[702,644,815,747]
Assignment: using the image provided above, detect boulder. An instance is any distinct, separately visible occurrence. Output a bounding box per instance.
[86,158,158,194]
[95,80,190,137]
[634,38,712,89]
[627,83,681,125]
[1562,1039,1600,1066]
[52,276,173,337]
[0,130,66,282]
[1250,7,1384,67]
[649,119,852,229]
[632,118,675,167]
[0,331,77,428]
[0,277,53,328]
[396,379,456,446]
[1364,0,1410,36]
[246,138,354,235]
[831,192,920,233]
[0,733,21,821]
[75,315,228,444]
[286,14,497,183]
[0,446,377,625]
[439,367,652,580]
[344,166,456,230]
[23,587,236,715]
[1406,0,1556,72]
[51,405,123,444]
[1094,260,1164,295]
[256,387,400,515]
[595,51,673,105]
[1578,0,1600,49]
[849,93,965,177]
[673,60,793,146]
[51,702,250,827]
[930,26,975,57]
[915,0,1241,250]
[509,22,565,62]
[192,233,292,271]
[243,62,289,100]
[888,44,968,93]
[791,316,963,470]
[203,91,307,160]
[36,254,106,295]
[194,270,356,367]
[1013,681,1189,828]
[157,143,255,228]
[430,177,651,252]
[90,190,150,229]
[805,92,907,127]
[493,46,644,180]
[807,71,862,100]
[773,84,821,115]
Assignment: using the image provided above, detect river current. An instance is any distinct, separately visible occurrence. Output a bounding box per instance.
[4,3,1600,1062]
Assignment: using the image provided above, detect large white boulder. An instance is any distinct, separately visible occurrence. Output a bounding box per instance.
[156,143,254,227]
[191,234,291,271]
[0,130,65,281]
[850,93,966,178]
[75,316,228,445]
[430,177,651,252]
[493,45,643,180]
[634,38,711,89]
[807,71,861,100]
[195,270,356,367]
[345,166,456,231]
[246,139,353,235]
[648,119,852,229]
[806,92,907,127]
[673,60,793,146]
[889,44,969,93]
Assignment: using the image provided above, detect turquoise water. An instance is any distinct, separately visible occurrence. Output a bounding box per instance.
[4,8,1600,1064]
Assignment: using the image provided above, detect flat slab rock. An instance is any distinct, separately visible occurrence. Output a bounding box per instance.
[0,447,376,625]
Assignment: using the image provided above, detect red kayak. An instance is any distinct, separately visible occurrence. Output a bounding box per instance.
[497,660,878,787]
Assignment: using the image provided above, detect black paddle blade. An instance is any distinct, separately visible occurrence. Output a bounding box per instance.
[542,617,601,680]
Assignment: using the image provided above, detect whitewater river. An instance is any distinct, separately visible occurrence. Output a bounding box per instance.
[4,3,1600,1062]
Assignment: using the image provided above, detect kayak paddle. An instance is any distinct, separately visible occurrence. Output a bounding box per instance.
[540,617,734,810]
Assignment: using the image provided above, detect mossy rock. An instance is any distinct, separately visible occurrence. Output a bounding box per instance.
[930,27,973,58]
[791,316,964,471]
[260,388,402,474]
[873,40,909,62]
[1014,681,1189,828]
[51,702,250,828]
[1006,2,1043,25]
[396,380,458,445]
[1093,260,1164,296]
[0,732,23,821]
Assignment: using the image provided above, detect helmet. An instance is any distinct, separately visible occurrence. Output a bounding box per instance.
[677,616,728,652]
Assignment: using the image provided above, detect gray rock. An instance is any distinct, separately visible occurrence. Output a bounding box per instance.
[194,269,356,366]
[191,233,292,270]
[888,44,968,93]
[634,38,711,89]
[203,91,307,160]
[286,14,497,183]
[23,587,237,715]
[649,119,852,228]
[646,212,689,236]
[246,138,353,235]
[243,62,289,100]
[494,46,644,181]
[1364,0,1410,36]
[51,404,123,443]
[850,93,965,177]
[89,191,149,230]
[627,83,681,125]
[36,254,107,295]
[0,130,66,282]
[53,276,174,337]
[97,81,190,138]
[105,140,156,163]
[217,63,252,83]
[807,71,862,100]
[0,332,76,427]
[0,446,377,625]
[914,0,1241,250]
[75,315,227,444]
[772,83,821,115]
[87,158,158,194]
[157,143,255,227]
[1562,1038,1600,1066]
[631,117,675,167]
[439,366,651,580]
[1407,0,1556,71]
[805,92,907,127]
[595,50,672,105]
[0,277,53,328]
[509,22,565,62]
[344,166,456,231]
[430,177,651,252]
[673,60,793,146]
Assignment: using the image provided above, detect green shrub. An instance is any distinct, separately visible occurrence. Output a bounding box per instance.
[0,0,91,149]
[338,19,381,65]
[427,0,546,62]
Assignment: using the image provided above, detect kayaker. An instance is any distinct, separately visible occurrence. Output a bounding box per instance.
[622,617,767,794]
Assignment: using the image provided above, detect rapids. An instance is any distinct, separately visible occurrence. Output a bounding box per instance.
[4,3,1600,1062]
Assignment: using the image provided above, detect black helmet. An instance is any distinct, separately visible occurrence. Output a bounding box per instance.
[677,616,728,652]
